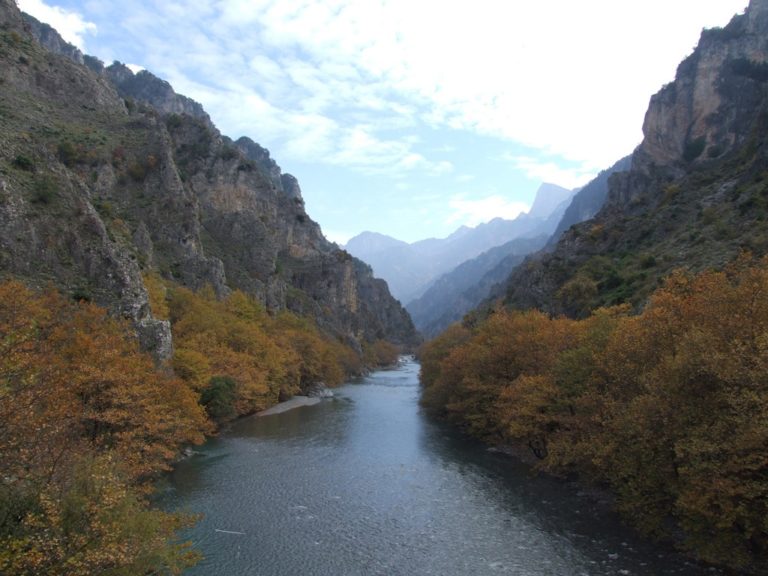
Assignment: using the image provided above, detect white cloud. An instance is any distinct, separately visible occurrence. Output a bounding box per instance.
[25,0,747,197]
[18,0,96,50]
[447,195,530,227]
[183,0,743,174]
[508,156,598,190]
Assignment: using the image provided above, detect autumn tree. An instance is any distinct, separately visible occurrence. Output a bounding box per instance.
[419,255,768,572]
[0,280,206,574]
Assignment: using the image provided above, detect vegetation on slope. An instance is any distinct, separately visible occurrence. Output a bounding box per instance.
[0,276,399,574]
[420,253,768,574]
[0,281,206,574]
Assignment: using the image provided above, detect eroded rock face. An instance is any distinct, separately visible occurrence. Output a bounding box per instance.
[4,0,418,358]
[501,0,768,317]
[105,62,212,125]
[638,0,768,171]
[22,13,84,65]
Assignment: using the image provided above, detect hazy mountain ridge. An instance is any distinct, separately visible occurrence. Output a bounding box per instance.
[346,183,572,303]
[500,0,768,317]
[1,2,418,354]
[406,189,576,336]
[406,235,548,337]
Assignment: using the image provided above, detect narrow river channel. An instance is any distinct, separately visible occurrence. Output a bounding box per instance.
[161,358,720,576]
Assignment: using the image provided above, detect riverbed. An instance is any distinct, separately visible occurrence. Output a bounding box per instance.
[161,358,720,576]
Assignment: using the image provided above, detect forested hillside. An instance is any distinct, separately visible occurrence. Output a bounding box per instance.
[419,1,768,573]
[0,0,412,572]
[420,255,768,574]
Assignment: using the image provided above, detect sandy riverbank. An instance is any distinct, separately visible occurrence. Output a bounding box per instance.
[257,396,321,416]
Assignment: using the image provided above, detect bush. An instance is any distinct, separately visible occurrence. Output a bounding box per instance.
[57,141,79,167]
[200,376,237,421]
[127,161,147,182]
[12,155,34,172]
[683,137,706,162]
[31,175,57,204]
[165,114,183,129]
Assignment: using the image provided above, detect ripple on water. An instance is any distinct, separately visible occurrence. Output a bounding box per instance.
[163,359,723,576]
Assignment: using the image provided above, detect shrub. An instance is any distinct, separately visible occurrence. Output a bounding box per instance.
[165,114,183,129]
[57,141,79,166]
[200,376,237,421]
[12,155,34,172]
[31,175,57,204]
[683,137,706,162]
[127,161,147,182]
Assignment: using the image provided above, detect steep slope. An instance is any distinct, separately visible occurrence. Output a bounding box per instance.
[502,0,768,317]
[407,235,548,337]
[407,189,574,336]
[546,155,632,246]
[1,2,418,355]
[346,183,572,303]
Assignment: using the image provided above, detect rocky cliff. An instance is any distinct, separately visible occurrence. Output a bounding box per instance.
[546,155,632,246]
[1,1,418,356]
[502,0,768,317]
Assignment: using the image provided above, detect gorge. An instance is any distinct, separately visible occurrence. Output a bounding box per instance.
[1,0,767,574]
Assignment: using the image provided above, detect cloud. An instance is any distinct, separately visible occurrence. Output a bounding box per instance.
[447,195,530,227]
[508,156,598,189]
[18,0,96,50]
[24,0,747,186]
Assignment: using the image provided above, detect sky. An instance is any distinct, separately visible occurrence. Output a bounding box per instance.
[19,0,749,244]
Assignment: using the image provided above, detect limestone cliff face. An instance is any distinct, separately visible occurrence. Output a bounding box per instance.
[502,0,768,316]
[639,0,768,173]
[2,1,417,354]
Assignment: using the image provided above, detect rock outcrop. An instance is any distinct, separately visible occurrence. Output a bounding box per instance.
[1,1,418,358]
[502,0,768,317]
[546,155,632,246]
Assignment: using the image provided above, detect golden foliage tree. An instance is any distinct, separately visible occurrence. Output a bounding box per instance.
[0,281,206,574]
[419,255,768,572]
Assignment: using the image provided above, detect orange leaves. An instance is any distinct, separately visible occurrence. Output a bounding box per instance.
[168,284,360,420]
[0,281,206,573]
[0,455,201,575]
[0,282,207,484]
[419,254,768,571]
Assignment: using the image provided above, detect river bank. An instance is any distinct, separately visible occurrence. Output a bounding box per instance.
[256,395,321,416]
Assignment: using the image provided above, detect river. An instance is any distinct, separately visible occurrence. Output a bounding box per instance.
[161,358,720,576]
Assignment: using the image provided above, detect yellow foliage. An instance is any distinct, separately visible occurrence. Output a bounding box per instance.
[419,255,768,572]
[168,284,362,419]
[143,272,170,320]
[0,281,206,573]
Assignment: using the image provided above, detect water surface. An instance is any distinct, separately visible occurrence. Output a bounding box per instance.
[162,358,718,576]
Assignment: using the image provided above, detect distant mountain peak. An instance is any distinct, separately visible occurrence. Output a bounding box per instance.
[527,183,573,219]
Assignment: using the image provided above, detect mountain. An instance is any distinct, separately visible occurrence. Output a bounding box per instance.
[500,0,768,318]
[546,155,632,246]
[345,183,572,303]
[1,4,418,356]
[528,182,575,218]
[406,190,574,336]
[406,235,548,337]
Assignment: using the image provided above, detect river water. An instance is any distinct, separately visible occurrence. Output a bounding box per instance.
[161,358,719,576]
